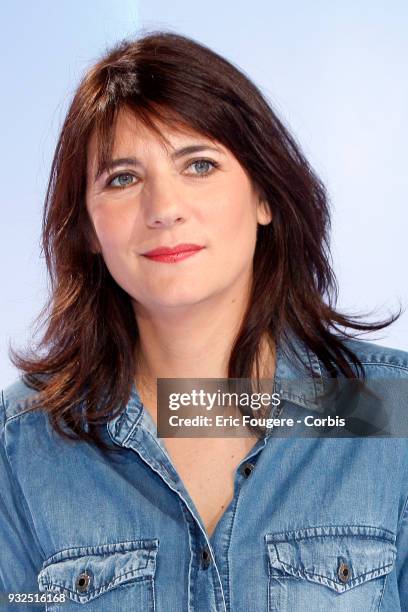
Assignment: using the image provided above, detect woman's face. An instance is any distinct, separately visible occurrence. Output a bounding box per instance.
[86,108,272,316]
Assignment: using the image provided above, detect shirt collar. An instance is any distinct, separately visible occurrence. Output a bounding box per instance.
[107,329,325,445]
[273,328,325,415]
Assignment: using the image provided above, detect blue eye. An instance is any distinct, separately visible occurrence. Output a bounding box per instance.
[187,159,219,178]
[106,158,219,189]
[107,173,136,189]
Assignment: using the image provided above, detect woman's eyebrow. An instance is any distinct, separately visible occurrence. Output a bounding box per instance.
[94,144,225,181]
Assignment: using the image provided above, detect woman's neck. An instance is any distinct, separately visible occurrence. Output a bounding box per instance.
[131,278,276,399]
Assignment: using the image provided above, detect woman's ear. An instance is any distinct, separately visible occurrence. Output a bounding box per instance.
[87,231,100,255]
[90,243,100,255]
[257,199,272,226]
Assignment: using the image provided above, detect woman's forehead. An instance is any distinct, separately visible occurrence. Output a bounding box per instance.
[87,109,224,163]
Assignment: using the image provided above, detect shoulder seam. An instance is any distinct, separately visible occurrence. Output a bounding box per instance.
[4,406,42,425]
[2,381,43,423]
[345,361,408,374]
[359,362,408,373]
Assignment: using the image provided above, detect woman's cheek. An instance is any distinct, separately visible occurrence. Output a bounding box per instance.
[229,201,257,242]
[93,206,134,250]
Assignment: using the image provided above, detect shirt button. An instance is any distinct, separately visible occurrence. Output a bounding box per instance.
[201,546,212,570]
[75,572,91,592]
[240,462,255,478]
[338,562,351,583]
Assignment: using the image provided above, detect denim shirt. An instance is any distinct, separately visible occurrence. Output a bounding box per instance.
[1,334,408,612]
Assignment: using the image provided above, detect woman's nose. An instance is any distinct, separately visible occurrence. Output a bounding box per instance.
[148,211,185,227]
[144,179,187,228]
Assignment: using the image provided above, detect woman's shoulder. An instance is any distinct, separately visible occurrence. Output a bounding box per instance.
[339,336,408,377]
[329,337,408,437]
[1,375,44,426]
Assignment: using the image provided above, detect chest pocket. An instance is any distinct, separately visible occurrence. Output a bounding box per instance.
[265,525,396,612]
[37,539,159,611]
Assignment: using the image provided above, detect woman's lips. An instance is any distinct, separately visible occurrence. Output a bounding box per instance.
[141,246,204,264]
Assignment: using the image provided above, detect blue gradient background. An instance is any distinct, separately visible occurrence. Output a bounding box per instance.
[1,1,407,387]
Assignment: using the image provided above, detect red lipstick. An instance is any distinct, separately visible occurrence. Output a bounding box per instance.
[141,243,204,264]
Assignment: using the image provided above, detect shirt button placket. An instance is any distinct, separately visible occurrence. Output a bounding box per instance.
[201,545,212,570]
[240,462,255,478]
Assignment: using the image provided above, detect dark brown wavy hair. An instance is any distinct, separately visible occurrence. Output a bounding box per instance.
[9,30,402,452]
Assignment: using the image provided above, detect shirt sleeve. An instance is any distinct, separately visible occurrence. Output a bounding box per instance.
[397,493,408,610]
[0,393,45,611]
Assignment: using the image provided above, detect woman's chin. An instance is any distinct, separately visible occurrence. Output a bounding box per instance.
[156,293,209,309]
[134,289,215,313]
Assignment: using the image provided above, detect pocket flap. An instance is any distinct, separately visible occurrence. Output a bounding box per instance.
[265,525,396,594]
[38,539,159,604]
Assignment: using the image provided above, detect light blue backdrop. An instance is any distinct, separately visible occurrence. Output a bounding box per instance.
[1,1,407,388]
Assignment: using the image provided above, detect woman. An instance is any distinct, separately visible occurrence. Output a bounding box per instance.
[1,31,407,611]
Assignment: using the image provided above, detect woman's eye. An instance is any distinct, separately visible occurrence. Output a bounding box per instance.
[107,173,137,189]
[106,160,218,188]
[187,159,219,178]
